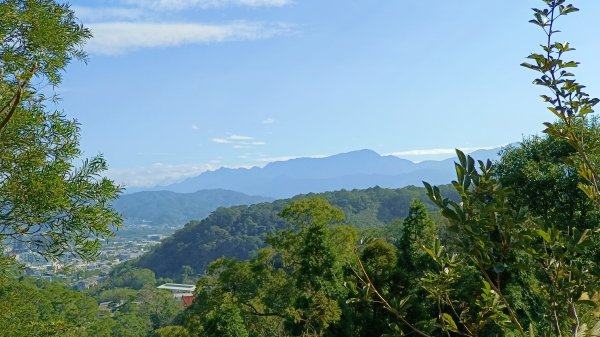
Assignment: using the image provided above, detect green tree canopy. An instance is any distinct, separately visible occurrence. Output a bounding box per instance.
[0,0,121,263]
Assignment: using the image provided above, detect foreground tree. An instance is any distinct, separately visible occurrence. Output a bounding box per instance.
[0,0,121,264]
[521,0,600,201]
[352,1,600,336]
[173,197,359,337]
[0,277,113,337]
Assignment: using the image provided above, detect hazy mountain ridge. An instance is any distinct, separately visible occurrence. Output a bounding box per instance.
[113,189,273,225]
[129,147,506,198]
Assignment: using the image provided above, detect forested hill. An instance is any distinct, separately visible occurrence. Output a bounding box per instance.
[112,189,273,225]
[133,185,457,278]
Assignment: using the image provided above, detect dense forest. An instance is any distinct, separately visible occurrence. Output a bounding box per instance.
[149,125,600,337]
[132,185,457,278]
[0,267,185,337]
[2,1,600,337]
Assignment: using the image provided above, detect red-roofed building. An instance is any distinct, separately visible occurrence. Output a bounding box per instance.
[181,295,196,308]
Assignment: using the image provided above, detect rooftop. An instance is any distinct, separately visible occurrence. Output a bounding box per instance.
[157,283,196,292]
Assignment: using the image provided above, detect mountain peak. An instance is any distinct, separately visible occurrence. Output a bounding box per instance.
[134,146,504,198]
[332,149,381,158]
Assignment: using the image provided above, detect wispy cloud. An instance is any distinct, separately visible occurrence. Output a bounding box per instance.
[72,6,147,22]
[86,21,292,55]
[212,134,267,148]
[388,146,498,157]
[107,163,216,187]
[120,0,292,11]
[261,117,275,124]
[389,148,460,157]
[229,134,254,141]
[255,154,326,163]
[75,0,295,55]
[212,134,253,143]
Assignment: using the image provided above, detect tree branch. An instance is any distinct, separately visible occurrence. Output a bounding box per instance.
[0,63,39,132]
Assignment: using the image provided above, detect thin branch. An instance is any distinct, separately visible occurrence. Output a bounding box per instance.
[444,293,474,336]
[553,307,564,337]
[352,248,434,337]
[0,85,24,132]
[438,298,452,337]
[569,300,579,337]
[473,259,527,337]
[240,302,286,319]
[0,63,39,132]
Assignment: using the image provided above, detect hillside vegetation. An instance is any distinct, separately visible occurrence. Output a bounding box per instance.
[113,189,272,225]
[133,185,457,278]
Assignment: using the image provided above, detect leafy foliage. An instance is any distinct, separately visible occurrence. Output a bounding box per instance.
[0,0,121,263]
[174,197,358,337]
[87,265,184,336]
[132,186,457,278]
[0,277,109,337]
[6,2,600,337]
[521,0,600,201]
[347,2,600,336]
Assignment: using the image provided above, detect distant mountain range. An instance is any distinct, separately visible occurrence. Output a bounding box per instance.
[128,147,507,199]
[113,189,272,225]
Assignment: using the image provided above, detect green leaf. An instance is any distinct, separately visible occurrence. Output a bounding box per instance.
[536,229,551,243]
[441,208,461,222]
[563,61,579,68]
[482,280,491,294]
[441,313,458,332]
[456,149,467,167]
[521,62,539,70]
[577,229,591,245]
[346,298,361,304]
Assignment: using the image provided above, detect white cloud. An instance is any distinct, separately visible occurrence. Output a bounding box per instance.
[388,146,498,157]
[72,6,147,22]
[107,163,216,187]
[191,124,200,130]
[212,134,266,148]
[389,148,459,157]
[229,134,254,141]
[86,21,293,55]
[120,0,292,11]
[261,117,275,124]
[255,154,326,163]
[254,155,299,163]
[212,134,254,143]
[386,146,501,162]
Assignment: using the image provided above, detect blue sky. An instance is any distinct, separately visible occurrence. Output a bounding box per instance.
[57,0,600,188]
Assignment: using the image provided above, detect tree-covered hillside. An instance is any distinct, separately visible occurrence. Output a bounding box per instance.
[0,277,112,337]
[113,189,273,225]
[133,185,457,278]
